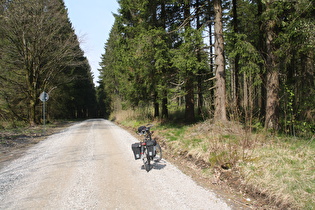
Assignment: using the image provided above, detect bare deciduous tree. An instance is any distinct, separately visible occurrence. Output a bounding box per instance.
[0,0,83,125]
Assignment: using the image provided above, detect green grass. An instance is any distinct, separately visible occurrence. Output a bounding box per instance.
[240,137,315,209]
[158,125,187,142]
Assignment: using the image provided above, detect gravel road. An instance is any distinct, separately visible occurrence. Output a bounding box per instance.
[0,119,231,209]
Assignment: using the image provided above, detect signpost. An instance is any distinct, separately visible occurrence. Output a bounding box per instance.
[40,91,49,127]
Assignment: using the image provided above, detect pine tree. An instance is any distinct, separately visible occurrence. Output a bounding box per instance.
[213,0,227,121]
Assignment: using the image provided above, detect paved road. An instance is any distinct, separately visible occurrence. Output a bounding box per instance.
[0,119,231,209]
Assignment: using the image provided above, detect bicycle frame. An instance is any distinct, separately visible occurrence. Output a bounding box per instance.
[135,124,162,172]
[139,125,155,170]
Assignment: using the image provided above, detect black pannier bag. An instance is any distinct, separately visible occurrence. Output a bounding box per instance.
[146,140,156,157]
[132,143,141,160]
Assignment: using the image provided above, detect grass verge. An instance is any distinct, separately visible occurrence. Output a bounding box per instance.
[239,137,315,209]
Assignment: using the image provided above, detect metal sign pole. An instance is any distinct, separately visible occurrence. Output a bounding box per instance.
[40,91,49,135]
[43,100,46,126]
[43,99,46,135]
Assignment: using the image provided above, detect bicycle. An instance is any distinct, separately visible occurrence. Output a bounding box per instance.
[131,124,162,172]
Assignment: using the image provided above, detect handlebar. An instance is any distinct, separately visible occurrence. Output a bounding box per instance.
[137,124,154,135]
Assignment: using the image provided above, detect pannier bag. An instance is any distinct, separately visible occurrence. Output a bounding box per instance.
[146,140,156,158]
[132,143,141,160]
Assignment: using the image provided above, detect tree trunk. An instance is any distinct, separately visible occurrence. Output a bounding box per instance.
[154,102,159,118]
[208,22,215,113]
[185,76,195,122]
[257,0,266,122]
[213,0,227,121]
[232,0,240,110]
[196,0,203,116]
[243,72,248,109]
[197,77,203,115]
[28,81,37,126]
[265,69,279,130]
[161,2,168,119]
[162,90,168,118]
[153,92,159,117]
[264,5,279,130]
[29,98,36,126]
[184,0,195,123]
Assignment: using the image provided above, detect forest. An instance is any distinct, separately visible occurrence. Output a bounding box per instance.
[0,0,97,127]
[99,0,314,135]
[0,0,314,134]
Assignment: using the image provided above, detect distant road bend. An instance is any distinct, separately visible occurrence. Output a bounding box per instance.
[0,119,231,209]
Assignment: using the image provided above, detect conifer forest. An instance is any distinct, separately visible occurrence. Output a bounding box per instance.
[1,0,314,135]
[99,0,314,135]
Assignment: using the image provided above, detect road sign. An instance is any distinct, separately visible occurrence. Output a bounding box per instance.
[40,91,49,102]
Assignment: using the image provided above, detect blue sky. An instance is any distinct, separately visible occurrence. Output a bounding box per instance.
[63,0,119,85]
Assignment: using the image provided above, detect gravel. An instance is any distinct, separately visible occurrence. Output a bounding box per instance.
[0,119,231,209]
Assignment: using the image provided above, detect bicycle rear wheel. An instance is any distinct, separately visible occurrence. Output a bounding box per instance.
[154,143,162,162]
[142,149,151,172]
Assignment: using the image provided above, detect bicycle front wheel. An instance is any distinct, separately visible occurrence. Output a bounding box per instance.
[154,143,162,162]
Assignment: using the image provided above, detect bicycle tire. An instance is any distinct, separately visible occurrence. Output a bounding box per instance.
[142,149,151,172]
[154,143,162,162]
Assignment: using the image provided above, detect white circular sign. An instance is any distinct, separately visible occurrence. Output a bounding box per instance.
[40,91,49,102]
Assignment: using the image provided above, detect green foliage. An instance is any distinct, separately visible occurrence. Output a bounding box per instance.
[171,27,207,76]
[226,33,264,86]
[99,0,314,134]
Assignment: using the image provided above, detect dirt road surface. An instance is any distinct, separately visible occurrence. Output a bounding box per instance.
[0,119,231,209]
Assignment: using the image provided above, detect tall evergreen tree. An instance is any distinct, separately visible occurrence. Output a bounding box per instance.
[264,0,279,130]
[213,0,227,121]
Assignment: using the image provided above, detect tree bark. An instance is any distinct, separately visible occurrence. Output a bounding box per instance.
[213,0,227,121]
[154,102,160,118]
[162,90,168,118]
[232,0,240,110]
[264,3,279,130]
[184,0,195,123]
[161,1,168,119]
[185,76,195,122]
[257,0,266,122]
[208,18,215,113]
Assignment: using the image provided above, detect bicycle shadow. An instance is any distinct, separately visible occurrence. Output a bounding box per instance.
[141,159,167,171]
